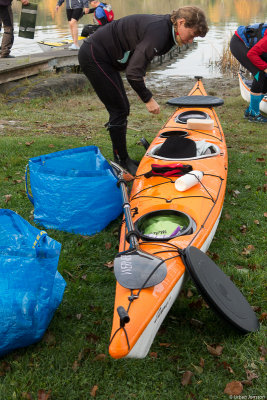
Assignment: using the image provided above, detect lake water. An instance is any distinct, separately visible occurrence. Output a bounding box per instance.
[7,0,267,79]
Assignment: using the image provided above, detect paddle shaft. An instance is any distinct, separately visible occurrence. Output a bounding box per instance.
[118,173,139,249]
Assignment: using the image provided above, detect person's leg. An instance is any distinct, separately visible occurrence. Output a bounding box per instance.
[69,19,79,47]
[69,9,83,49]
[78,43,138,174]
[0,5,14,58]
[230,34,267,122]
[66,9,78,49]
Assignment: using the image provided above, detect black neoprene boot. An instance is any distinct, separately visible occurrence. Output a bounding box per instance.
[107,123,139,176]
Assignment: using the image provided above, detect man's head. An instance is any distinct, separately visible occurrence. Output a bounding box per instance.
[171,6,208,44]
[89,0,100,6]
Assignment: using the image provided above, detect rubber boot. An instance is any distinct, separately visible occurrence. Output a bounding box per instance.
[107,123,139,176]
[248,93,262,116]
[248,94,267,122]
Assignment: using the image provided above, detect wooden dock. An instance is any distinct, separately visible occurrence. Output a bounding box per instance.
[0,46,80,86]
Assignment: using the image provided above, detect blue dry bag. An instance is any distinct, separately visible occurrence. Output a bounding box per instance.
[0,209,66,357]
[25,146,122,235]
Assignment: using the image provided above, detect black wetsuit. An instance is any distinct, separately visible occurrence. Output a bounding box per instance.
[78,14,175,170]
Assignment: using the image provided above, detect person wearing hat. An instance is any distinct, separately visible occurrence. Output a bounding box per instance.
[0,0,29,58]
[56,0,89,50]
[230,23,267,123]
[78,7,208,175]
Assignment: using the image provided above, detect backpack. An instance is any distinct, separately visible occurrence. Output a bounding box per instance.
[237,23,267,48]
[99,4,114,23]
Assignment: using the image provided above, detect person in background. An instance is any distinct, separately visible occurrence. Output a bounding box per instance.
[230,23,267,123]
[78,7,208,175]
[0,0,29,58]
[88,0,113,26]
[56,0,89,50]
[81,0,113,37]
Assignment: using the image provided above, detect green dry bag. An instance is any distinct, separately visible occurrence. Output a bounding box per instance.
[19,3,38,39]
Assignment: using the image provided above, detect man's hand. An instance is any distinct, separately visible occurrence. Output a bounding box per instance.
[84,8,89,14]
[55,5,60,12]
[21,0,29,5]
[145,98,160,114]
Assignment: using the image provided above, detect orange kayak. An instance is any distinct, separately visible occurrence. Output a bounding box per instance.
[109,78,228,359]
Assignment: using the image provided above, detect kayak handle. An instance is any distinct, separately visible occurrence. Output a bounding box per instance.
[117,306,130,327]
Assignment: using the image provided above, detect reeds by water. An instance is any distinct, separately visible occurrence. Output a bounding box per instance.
[210,40,241,74]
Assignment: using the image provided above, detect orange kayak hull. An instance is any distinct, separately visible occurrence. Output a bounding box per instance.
[109,79,228,359]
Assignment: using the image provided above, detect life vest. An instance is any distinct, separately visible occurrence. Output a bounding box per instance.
[237,23,267,49]
[94,3,114,25]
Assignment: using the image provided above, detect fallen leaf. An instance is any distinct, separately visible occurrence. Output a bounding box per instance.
[64,270,76,280]
[37,390,51,400]
[240,224,247,233]
[4,194,12,203]
[105,242,112,250]
[159,343,171,347]
[149,352,158,358]
[81,274,87,280]
[224,212,231,220]
[189,299,205,310]
[259,312,267,321]
[94,353,106,361]
[25,141,34,146]
[90,385,98,397]
[72,360,80,372]
[244,185,251,190]
[206,343,223,356]
[200,358,205,368]
[48,144,55,148]
[232,189,240,198]
[21,393,34,400]
[0,361,11,376]
[221,361,234,374]
[241,380,252,386]
[242,244,255,255]
[224,381,243,395]
[76,313,82,320]
[264,212,267,218]
[246,369,258,381]
[181,370,193,386]
[254,220,260,225]
[187,289,194,298]
[256,158,265,163]
[104,261,114,269]
[258,346,267,357]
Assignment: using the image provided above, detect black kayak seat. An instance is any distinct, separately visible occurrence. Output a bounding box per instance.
[167,95,224,107]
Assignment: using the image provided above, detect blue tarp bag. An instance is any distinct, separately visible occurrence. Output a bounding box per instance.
[25,146,122,235]
[0,209,66,357]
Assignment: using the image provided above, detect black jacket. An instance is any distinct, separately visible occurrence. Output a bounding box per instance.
[85,14,175,101]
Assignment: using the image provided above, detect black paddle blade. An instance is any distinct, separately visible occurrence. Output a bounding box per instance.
[114,248,167,289]
[182,246,259,333]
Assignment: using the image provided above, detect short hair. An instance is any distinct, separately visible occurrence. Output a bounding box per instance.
[170,6,209,37]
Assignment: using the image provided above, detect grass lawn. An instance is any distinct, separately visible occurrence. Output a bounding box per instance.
[0,76,266,400]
